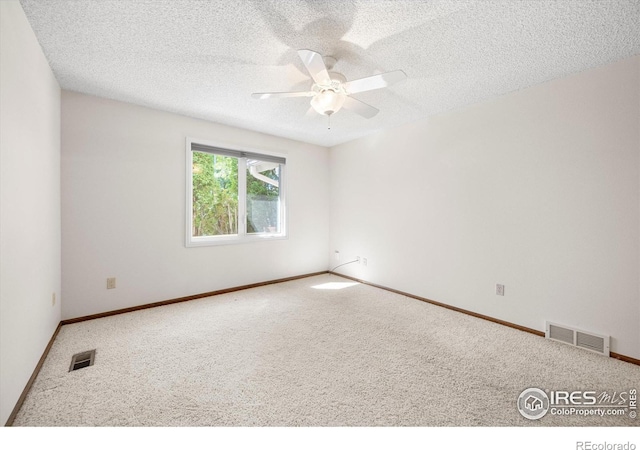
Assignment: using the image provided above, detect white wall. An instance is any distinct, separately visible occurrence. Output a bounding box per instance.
[0,1,61,425]
[61,91,330,320]
[330,56,640,359]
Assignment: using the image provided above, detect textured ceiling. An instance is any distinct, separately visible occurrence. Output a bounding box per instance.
[19,0,640,147]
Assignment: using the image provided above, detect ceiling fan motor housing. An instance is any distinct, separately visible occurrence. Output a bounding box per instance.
[311,73,348,115]
[328,71,346,85]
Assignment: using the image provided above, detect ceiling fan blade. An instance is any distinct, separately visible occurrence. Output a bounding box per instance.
[343,70,407,94]
[297,49,331,85]
[342,96,379,119]
[252,91,315,99]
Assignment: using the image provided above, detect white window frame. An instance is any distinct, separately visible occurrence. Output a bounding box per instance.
[186,137,287,247]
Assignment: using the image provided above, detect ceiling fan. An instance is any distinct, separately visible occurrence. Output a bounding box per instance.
[252,49,406,119]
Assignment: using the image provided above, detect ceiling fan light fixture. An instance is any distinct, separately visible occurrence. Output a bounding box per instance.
[310,89,345,116]
[252,49,405,120]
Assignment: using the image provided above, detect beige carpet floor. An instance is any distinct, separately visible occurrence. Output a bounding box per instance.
[12,274,640,426]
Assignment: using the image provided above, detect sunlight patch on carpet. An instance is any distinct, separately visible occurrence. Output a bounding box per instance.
[311,281,359,290]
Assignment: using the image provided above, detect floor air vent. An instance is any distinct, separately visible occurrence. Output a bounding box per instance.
[545,322,609,356]
[69,350,96,371]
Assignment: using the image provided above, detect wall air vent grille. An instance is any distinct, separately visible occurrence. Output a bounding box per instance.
[576,331,606,354]
[545,322,609,356]
[548,323,574,344]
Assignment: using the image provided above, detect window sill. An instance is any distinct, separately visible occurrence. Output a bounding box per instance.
[186,233,288,247]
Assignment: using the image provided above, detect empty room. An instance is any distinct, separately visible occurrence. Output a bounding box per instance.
[1,0,639,444]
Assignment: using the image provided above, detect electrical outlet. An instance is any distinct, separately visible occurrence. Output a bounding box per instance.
[496,284,505,296]
[107,277,116,289]
[357,256,361,264]
[334,250,340,261]
[52,292,56,306]
[362,258,368,266]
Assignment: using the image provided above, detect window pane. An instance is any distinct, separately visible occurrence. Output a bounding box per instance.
[192,151,238,236]
[246,160,281,234]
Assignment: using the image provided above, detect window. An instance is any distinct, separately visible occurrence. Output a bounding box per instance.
[186,139,286,246]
